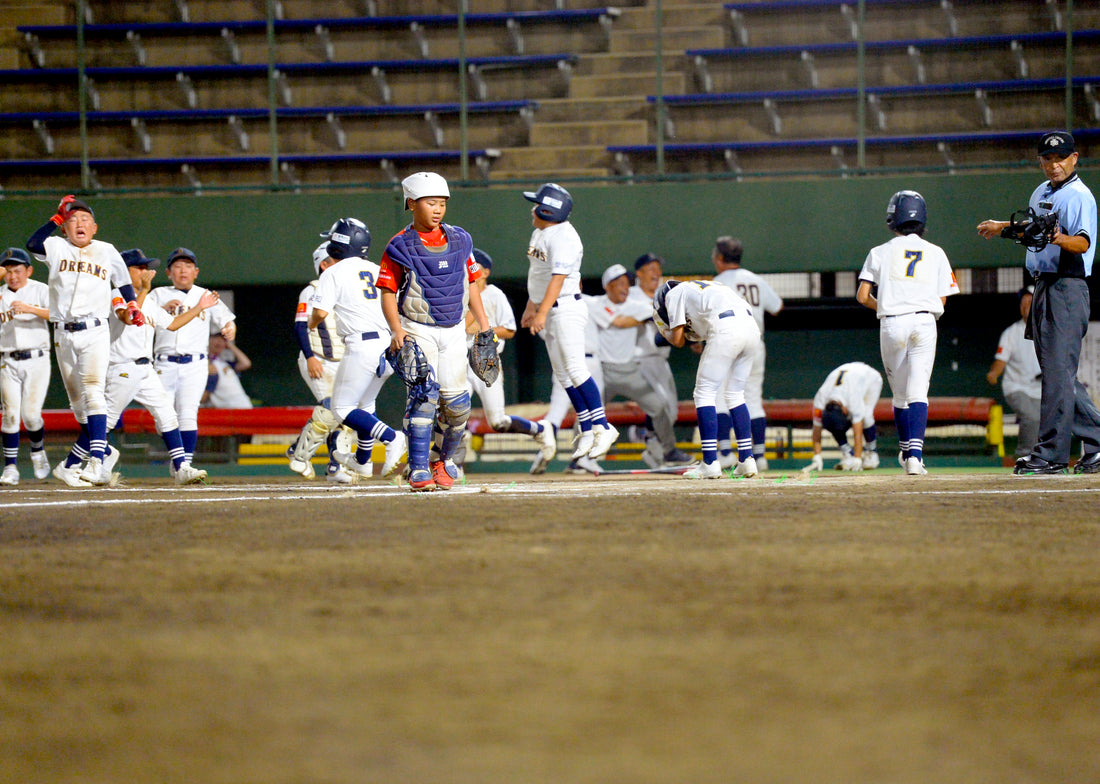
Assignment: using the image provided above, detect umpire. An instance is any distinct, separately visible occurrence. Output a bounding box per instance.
[978,130,1100,474]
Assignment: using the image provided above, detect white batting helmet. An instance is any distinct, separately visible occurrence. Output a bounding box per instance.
[312,242,330,277]
[402,171,450,209]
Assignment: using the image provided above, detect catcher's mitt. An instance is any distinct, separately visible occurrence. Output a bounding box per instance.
[1000,207,1059,252]
[468,329,500,386]
[383,337,433,388]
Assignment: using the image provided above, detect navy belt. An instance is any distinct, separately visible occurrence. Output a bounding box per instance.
[3,349,46,361]
[884,311,931,318]
[360,331,380,341]
[718,310,736,319]
[134,357,152,365]
[552,293,582,308]
[63,318,102,332]
[158,353,206,364]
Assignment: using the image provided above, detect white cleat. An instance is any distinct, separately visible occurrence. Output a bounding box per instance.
[754,455,769,473]
[588,424,619,460]
[31,450,50,480]
[571,429,595,459]
[326,464,355,485]
[717,451,736,470]
[683,460,722,479]
[53,460,92,488]
[898,451,907,468]
[174,463,208,485]
[103,445,121,474]
[334,449,375,479]
[79,456,111,486]
[905,456,928,476]
[381,431,408,478]
[286,446,315,479]
[0,464,19,486]
[733,456,759,478]
[529,452,550,475]
[862,450,880,470]
[535,423,557,463]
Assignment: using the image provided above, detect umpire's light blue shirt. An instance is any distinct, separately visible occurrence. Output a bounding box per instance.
[1027,172,1097,276]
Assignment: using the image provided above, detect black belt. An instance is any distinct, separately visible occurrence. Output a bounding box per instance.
[552,293,582,308]
[360,331,380,341]
[134,357,152,365]
[885,311,931,317]
[158,353,206,364]
[3,349,46,361]
[718,310,735,319]
[585,353,594,358]
[63,318,102,332]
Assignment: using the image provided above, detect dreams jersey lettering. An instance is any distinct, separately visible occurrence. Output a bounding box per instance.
[0,279,50,352]
[35,236,131,323]
[526,221,583,303]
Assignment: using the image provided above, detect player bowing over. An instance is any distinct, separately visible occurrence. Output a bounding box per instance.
[653,279,762,479]
[857,190,959,475]
[308,218,406,482]
[804,361,884,472]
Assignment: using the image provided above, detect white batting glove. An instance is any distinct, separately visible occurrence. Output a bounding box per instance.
[838,454,863,471]
[802,453,824,473]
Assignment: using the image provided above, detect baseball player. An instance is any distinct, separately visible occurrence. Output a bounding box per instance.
[591,264,692,468]
[308,217,407,483]
[287,242,355,483]
[455,248,556,475]
[653,279,762,479]
[147,247,237,472]
[711,236,784,471]
[378,172,491,492]
[521,182,618,463]
[978,131,1100,475]
[803,361,884,472]
[857,190,960,475]
[204,334,253,409]
[0,248,52,485]
[986,286,1042,460]
[25,195,145,487]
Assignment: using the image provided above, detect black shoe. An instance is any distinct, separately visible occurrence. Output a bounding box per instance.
[1074,451,1100,474]
[1013,456,1069,475]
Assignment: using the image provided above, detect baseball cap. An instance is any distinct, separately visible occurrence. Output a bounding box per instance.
[65,198,95,219]
[1038,131,1075,157]
[312,242,330,276]
[120,248,160,269]
[0,247,32,266]
[472,248,493,270]
[634,252,663,271]
[166,247,197,267]
[601,263,630,288]
[401,171,449,209]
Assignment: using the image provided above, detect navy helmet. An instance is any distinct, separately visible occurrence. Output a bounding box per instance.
[321,217,371,260]
[0,247,32,267]
[820,402,851,441]
[472,248,493,270]
[523,183,573,222]
[886,190,927,233]
[653,279,680,331]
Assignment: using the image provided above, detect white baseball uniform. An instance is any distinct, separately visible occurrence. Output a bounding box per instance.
[858,234,959,406]
[543,303,602,428]
[148,284,235,432]
[812,362,884,430]
[105,297,180,434]
[527,221,589,388]
[994,318,1042,458]
[712,266,783,420]
[308,256,391,422]
[206,354,253,409]
[465,282,514,428]
[628,283,679,425]
[0,277,51,435]
[295,279,345,405]
[33,235,132,422]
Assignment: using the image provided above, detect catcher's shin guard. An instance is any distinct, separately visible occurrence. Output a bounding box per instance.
[405,393,438,473]
[434,391,472,461]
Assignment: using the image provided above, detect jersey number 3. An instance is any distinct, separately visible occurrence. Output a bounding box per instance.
[904,250,923,277]
[360,271,378,299]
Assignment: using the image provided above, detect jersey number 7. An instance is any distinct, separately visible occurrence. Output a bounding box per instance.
[904,250,923,277]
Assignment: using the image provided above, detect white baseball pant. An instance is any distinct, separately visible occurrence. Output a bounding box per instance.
[879,312,937,407]
[543,296,591,388]
[330,333,389,421]
[694,319,760,411]
[0,352,49,433]
[155,355,208,432]
[297,354,340,403]
[403,320,469,396]
[106,360,180,433]
[55,322,111,421]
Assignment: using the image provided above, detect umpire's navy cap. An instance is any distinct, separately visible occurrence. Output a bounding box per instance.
[166,247,197,267]
[0,247,32,266]
[121,248,160,269]
[634,252,663,271]
[1038,131,1075,156]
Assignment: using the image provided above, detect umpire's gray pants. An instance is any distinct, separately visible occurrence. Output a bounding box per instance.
[1004,390,1040,459]
[1030,276,1100,463]
[602,361,677,452]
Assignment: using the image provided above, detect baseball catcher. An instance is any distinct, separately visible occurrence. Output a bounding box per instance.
[999,207,1060,252]
[468,328,500,386]
[382,337,441,471]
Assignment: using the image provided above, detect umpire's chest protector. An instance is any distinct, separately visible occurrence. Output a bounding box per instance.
[386,224,472,327]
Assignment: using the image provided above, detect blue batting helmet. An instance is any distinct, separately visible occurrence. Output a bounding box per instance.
[523,183,573,222]
[886,190,927,233]
[653,279,680,331]
[321,217,371,260]
[820,402,852,441]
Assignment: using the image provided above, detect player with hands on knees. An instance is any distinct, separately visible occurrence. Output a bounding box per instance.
[977,131,1100,475]
[308,218,406,484]
[0,248,52,486]
[653,279,762,479]
[25,195,145,487]
[857,190,959,476]
[803,361,884,473]
[521,183,619,463]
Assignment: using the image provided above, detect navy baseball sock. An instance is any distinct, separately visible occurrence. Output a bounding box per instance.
[181,429,199,463]
[503,415,540,436]
[161,428,187,470]
[697,405,719,465]
[26,427,45,452]
[564,386,592,433]
[716,411,732,453]
[577,377,608,428]
[2,431,18,465]
[894,406,911,460]
[907,402,928,460]
[66,425,91,468]
[731,404,753,462]
[864,424,878,453]
[751,416,767,459]
[87,413,108,460]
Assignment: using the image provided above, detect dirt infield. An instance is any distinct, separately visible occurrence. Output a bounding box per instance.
[2,472,1099,784]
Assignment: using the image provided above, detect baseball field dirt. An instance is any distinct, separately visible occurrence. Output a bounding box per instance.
[2,471,1099,783]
